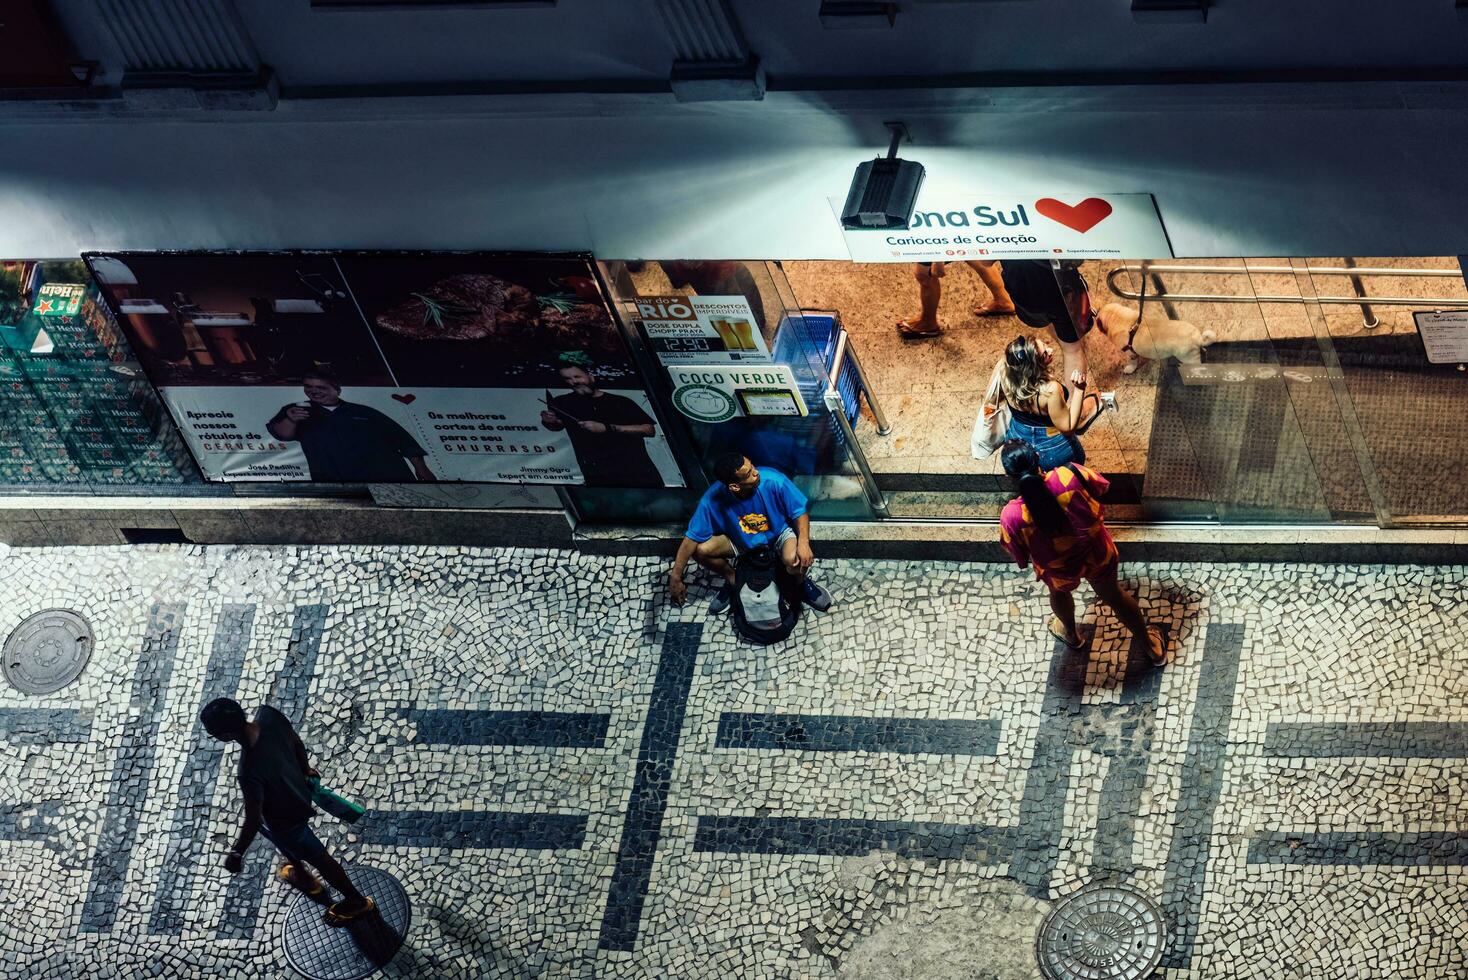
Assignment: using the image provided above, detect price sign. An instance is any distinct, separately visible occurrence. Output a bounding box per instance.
[636,294,772,366]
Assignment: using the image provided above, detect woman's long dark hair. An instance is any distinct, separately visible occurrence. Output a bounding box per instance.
[1000,439,1071,535]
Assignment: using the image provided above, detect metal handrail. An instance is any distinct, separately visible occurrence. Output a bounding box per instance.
[1107,264,1468,309]
[828,331,892,435]
[824,330,890,517]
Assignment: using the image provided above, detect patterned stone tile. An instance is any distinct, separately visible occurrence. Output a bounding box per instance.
[0,547,1463,978]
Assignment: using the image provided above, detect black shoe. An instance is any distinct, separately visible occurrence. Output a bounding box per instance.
[801,577,833,612]
[709,583,734,615]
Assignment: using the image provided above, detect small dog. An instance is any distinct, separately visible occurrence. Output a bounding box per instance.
[1097,302,1216,374]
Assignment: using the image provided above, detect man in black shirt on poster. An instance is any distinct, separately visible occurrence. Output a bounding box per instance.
[540,362,663,487]
[201,697,375,926]
[267,370,435,483]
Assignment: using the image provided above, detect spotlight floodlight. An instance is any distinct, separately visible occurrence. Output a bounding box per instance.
[840,122,925,230]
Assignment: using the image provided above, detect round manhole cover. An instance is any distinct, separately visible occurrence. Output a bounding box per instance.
[281,865,411,980]
[3,609,94,695]
[1036,884,1166,980]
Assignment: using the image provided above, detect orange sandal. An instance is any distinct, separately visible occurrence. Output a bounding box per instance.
[323,897,377,927]
[277,864,324,897]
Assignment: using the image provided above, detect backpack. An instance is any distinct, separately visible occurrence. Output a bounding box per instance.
[730,544,802,645]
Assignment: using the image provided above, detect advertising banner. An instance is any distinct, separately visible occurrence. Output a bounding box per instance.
[635,294,771,366]
[83,251,683,487]
[833,192,1173,263]
[667,364,808,423]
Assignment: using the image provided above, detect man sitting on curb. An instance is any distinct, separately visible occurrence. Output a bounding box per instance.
[668,452,834,614]
[201,697,375,927]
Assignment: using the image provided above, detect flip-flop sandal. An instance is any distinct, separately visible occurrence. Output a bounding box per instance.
[973,304,1016,318]
[1146,623,1171,667]
[277,864,325,897]
[896,319,943,340]
[323,897,377,927]
[1047,616,1091,651]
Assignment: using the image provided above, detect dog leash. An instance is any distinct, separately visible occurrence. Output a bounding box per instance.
[1123,265,1149,354]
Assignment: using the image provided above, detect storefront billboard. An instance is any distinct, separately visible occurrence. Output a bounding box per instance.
[834,192,1173,263]
[83,251,683,487]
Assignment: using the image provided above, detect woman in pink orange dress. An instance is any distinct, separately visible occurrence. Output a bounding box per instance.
[997,439,1166,665]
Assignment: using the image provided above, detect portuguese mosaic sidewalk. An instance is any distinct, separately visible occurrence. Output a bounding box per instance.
[1,545,1465,978]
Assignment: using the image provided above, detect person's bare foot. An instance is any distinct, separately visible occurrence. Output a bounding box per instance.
[973,300,1016,317]
[1048,616,1089,650]
[896,317,943,339]
[1143,625,1167,666]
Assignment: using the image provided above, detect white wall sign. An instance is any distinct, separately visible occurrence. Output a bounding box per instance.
[636,294,771,365]
[1413,311,1468,364]
[667,364,808,423]
[833,192,1173,263]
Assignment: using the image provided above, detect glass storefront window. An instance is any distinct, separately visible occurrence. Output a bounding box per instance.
[0,259,202,492]
[595,259,887,523]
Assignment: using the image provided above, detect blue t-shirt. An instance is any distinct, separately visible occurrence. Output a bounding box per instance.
[685,467,808,551]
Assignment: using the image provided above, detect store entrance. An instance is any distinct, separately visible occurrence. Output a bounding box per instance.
[783,257,1468,526]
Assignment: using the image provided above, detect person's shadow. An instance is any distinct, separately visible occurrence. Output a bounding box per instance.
[1049,580,1201,700]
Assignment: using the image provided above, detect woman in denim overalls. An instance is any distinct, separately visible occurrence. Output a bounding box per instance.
[990,335,1112,469]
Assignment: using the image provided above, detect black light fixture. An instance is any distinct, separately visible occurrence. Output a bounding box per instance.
[1131,0,1208,23]
[840,122,925,230]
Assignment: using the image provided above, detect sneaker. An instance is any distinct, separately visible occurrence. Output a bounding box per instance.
[708,582,734,615]
[800,576,833,612]
[1099,391,1118,412]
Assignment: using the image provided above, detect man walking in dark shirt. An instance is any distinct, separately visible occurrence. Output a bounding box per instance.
[540,363,663,487]
[201,697,375,925]
[267,370,435,483]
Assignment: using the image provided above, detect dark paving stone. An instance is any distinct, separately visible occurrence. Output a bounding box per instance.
[1160,623,1246,970]
[1263,721,1468,758]
[714,712,999,755]
[79,603,186,934]
[216,604,329,942]
[597,622,702,953]
[1248,831,1468,866]
[0,707,92,745]
[399,708,609,749]
[149,604,256,935]
[693,816,1011,862]
[356,810,587,850]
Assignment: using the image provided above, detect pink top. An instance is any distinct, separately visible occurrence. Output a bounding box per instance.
[999,464,1118,592]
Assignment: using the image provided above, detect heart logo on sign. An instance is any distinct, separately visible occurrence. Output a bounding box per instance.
[391,393,416,404]
[1034,197,1114,234]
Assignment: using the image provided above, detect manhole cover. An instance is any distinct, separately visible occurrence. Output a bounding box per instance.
[281,865,411,980]
[1036,884,1166,980]
[3,609,94,695]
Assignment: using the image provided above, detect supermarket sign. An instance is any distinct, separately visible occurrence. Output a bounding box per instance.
[834,192,1173,262]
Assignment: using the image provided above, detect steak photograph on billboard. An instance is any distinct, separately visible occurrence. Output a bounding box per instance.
[83,251,683,487]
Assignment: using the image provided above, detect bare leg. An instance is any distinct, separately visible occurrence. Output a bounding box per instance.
[1048,587,1080,645]
[780,534,806,580]
[304,850,367,907]
[1058,335,1089,387]
[1073,393,1108,435]
[692,539,737,584]
[1089,566,1163,661]
[899,263,943,334]
[969,260,1015,314]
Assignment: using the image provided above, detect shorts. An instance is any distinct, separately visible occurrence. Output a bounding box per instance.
[1005,416,1084,470]
[259,818,329,866]
[1000,261,1089,344]
[702,526,796,559]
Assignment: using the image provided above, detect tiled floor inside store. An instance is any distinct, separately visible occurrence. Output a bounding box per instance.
[3,545,1466,978]
[782,257,1468,489]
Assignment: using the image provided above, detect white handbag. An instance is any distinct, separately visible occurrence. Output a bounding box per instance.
[970,362,1010,459]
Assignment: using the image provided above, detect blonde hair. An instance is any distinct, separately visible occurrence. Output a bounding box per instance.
[998,335,1052,409]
